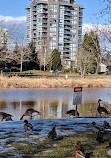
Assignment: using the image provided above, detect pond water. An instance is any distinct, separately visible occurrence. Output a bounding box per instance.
[0,88,111,121]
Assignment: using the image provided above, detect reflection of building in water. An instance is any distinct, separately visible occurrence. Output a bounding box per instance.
[33,98,73,119]
[2,97,111,120]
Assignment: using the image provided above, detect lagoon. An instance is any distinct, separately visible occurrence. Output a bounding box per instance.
[0,88,111,120]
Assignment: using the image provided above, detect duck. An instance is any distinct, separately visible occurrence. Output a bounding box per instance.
[66,110,79,117]
[92,122,105,134]
[24,120,33,132]
[48,124,57,140]
[20,108,41,120]
[73,141,85,158]
[0,112,13,121]
[97,99,108,116]
[95,130,104,143]
[103,120,110,129]
[106,142,111,156]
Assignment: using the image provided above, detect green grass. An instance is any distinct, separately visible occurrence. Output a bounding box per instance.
[2,69,111,79]
[1,129,111,157]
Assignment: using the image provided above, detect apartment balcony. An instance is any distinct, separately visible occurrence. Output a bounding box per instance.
[33,17,37,21]
[64,31,70,35]
[63,48,70,51]
[32,26,36,30]
[64,40,71,43]
[37,33,47,37]
[64,12,71,16]
[64,26,70,30]
[42,20,48,23]
[38,5,48,9]
[64,35,70,39]
[64,22,72,25]
[64,18,70,21]
[32,8,37,12]
[64,42,70,46]
[64,7,71,11]
[33,35,36,39]
[33,12,37,15]
[63,54,70,60]
[42,29,47,32]
[33,30,36,34]
[64,46,70,49]
[64,16,71,20]
[33,21,37,24]
[39,15,48,19]
[42,23,48,27]
[43,6,48,9]
[40,10,48,13]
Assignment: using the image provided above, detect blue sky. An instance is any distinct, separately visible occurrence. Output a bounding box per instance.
[0,0,106,24]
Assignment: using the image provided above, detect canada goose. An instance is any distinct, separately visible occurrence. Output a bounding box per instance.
[48,124,57,140]
[106,142,111,156]
[66,110,79,117]
[20,108,41,120]
[0,112,13,121]
[103,120,110,129]
[97,99,108,116]
[24,120,33,132]
[73,141,85,158]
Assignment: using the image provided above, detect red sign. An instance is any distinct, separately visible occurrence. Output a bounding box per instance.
[74,87,82,92]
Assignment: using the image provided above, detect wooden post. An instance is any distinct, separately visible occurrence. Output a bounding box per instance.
[75,105,77,118]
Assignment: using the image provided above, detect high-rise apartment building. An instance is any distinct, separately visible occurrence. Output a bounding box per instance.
[26,0,83,69]
[0,28,9,49]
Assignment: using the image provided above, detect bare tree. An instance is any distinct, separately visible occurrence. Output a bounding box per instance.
[77,48,95,78]
[37,38,49,71]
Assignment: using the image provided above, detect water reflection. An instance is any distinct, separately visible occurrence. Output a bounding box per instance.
[0,88,111,120]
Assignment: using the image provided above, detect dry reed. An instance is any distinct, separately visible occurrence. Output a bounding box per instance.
[0,76,111,89]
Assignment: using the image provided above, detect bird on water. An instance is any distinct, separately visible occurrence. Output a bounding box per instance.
[24,120,33,132]
[97,99,108,117]
[20,108,41,120]
[0,112,13,121]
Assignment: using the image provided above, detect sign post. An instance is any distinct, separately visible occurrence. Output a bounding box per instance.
[73,87,82,117]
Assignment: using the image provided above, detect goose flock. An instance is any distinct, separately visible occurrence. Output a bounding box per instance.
[0,99,111,157]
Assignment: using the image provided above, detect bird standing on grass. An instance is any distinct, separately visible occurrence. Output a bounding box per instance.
[97,99,108,117]
[48,124,57,140]
[73,141,85,158]
[24,120,33,132]
[106,142,111,156]
[92,122,105,134]
[103,120,110,129]
[95,130,104,143]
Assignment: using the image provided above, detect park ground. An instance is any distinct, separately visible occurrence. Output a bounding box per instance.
[0,70,111,89]
[0,118,111,157]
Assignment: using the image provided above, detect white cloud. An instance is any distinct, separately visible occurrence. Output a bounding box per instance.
[0,15,26,23]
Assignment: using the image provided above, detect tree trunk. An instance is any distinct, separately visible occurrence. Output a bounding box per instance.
[20,50,23,72]
[96,62,99,74]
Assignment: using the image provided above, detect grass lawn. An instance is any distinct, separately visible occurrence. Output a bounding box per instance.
[1,129,111,158]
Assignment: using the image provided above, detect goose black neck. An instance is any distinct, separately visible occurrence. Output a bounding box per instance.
[98,101,101,107]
